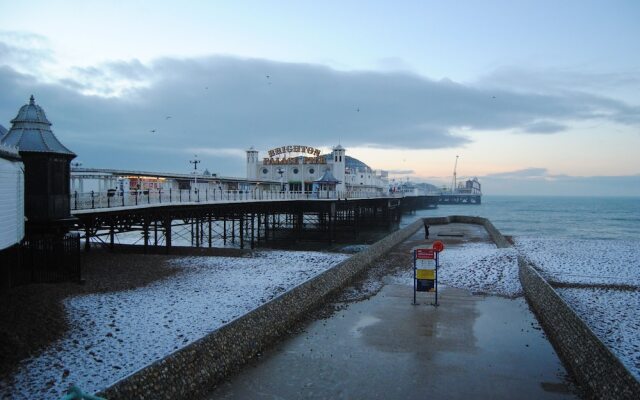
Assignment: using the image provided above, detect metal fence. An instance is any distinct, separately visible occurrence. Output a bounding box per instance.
[70,188,419,211]
[16,233,82,286]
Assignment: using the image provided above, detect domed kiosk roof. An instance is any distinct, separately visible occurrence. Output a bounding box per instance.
[322,154,372,171]
[314,169,341,183]
[0,95,75,157]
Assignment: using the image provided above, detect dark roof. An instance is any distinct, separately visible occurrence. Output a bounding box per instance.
[0,95,76,157]
[314,169,341,183]
[322,154,371,171]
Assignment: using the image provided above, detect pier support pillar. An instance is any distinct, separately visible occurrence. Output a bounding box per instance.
[164,217,172,254]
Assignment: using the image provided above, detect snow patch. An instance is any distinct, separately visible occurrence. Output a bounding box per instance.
[516,237,640,379]
[1,250,349,399]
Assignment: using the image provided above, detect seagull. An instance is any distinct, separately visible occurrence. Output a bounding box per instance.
[492,96,496,99]
[165,116,172,119]
[356,108,360,112]
[150,129,156,133]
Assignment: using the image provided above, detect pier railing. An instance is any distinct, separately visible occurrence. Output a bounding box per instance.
[70,189,427,211]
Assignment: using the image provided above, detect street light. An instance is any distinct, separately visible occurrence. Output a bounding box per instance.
[190,155,201,200]
[277,167,285,192]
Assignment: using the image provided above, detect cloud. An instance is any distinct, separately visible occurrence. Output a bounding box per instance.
[0,31,53,74]
[479,168,640,196]
[1,42,640,176]
[484,168,549,179]
[521,121,567,134]
[477,66,640,96]
[386,169,415,175]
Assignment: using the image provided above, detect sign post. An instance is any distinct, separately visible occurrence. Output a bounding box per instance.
[413,241,445,307]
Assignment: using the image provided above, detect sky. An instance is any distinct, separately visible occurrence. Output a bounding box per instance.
[0,0,639,195]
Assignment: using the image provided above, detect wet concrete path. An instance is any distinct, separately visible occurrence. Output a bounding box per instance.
[204,224,578,399]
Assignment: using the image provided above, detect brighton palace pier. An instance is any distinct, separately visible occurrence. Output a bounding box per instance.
[1,96,478,289]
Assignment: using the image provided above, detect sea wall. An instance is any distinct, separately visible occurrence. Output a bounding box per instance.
[426,215,639,398]
[519,260,640,399]
[423,215,510,248]
[97,219,424,400]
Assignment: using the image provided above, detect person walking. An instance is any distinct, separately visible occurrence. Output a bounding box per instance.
[424,221,430,239]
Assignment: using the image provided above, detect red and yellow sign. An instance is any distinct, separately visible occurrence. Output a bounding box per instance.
[416,248,435,259]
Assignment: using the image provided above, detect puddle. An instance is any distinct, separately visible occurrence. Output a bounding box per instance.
[349,315,381,338]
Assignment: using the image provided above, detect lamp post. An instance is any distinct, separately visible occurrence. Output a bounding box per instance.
[189,155,201,201]
[277,167,285,192]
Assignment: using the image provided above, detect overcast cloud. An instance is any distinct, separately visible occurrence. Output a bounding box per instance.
[479,168,640,196]
[1,36,639,181]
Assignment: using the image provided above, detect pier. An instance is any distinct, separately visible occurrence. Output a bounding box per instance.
[71,190,439,252]
[438,193,482,204]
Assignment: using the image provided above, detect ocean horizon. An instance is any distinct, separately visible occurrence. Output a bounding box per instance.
[403,195,640,241]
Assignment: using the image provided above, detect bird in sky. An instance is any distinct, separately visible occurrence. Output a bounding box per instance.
[356,108,360,112]
[165,116,172,119]
[492,96,496,99]
[150,129,156,133]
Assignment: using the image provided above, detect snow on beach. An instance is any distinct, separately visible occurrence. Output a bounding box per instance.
[557,288,640,378]
[516,237,640,379]
[1,250,349,399]
[438,243,521,297]
[388,242,522,298]
[516,238,640,287]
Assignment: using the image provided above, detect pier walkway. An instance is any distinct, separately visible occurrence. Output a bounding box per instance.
[70,190,439,252]
[204,224,577,400]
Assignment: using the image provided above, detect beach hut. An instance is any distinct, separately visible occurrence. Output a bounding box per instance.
[0,144,24,290]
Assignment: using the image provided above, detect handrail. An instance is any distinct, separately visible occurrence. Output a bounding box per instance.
[70,188,438,211]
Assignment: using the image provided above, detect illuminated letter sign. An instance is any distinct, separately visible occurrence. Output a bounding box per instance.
[265,145,326,164]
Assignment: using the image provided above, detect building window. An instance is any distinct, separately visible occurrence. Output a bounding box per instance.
[293,168,299,174]
[309,168,315,174]
[339,156,342,162]
[262,168,268,174]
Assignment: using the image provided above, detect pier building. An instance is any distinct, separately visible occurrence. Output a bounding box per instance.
[1,96,81,287]
[246,144,389,194]
[70,167,279,196]
[1,95,77,235]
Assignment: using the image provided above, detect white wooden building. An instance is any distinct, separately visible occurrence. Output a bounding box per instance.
[0,144,24,252]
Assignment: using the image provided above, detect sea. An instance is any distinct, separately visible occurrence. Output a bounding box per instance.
[400,195,640,241]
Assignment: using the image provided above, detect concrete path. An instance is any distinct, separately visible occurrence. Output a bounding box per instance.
[204,224,579,399]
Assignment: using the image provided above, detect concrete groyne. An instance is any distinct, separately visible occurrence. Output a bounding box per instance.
[426,215,640,398]
[422,215,510,248]
[97,220,424,399]
[520,261,640,399]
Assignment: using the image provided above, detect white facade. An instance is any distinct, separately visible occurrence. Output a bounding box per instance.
[0,146,24,250]
[247,145,388,194]
[70,168,265,195]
